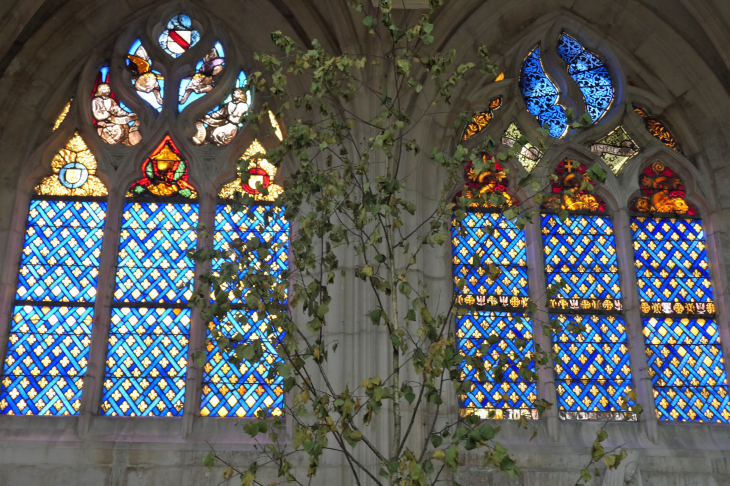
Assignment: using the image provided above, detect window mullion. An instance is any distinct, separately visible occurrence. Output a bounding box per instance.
[524,213,560,439]
[182,190,216,435]
[612,208,659,441]
[77,189,123,433]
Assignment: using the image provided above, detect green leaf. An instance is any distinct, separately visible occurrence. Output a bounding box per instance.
[423,34,434,45]
[587,163,607,183]
[202,453,215,469]
[580,469,592,482]
[430,434,443,448]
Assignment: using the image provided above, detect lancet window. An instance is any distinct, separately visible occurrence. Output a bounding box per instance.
[542,159,635,420]
[453,158,537,419]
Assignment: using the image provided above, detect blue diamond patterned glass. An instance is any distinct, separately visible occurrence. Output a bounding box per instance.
[202,204,288,417]
[542,213,634,420]
[457,312,537,419]
[552,314,635,420]
[643,317,730,422]
[103,201,198,416]
[1,200,106,416]
[631,214,729,422]
[520,47,568,138]
[453,207,536,418]
[556,33,614,123]
[212,204,288,305]
[114,202,198,303]
[201,311,285,417]
[101,307,189,416]
[631,217,713,310]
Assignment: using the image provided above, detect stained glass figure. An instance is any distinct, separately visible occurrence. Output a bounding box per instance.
[542,159,633,420]
[219,141,283,202]
[630,161,695,215]
[102,151,198,416]
[179,42,225,111]
[453,162,536,418]
[36,133,107,197]
[556,33,614,123]
[192,71,249,146]
[590,126,639,174]
[92,64,141,146]
[519,47,568,138]
[634,106,681,152]
[543,159,606,212]
[159,14,200,58]
[53,99,72,131]
[268,110,284,141]
[631,178,728,421]
[128,135,197,198]
[127,40,164,112]
[1,159,107,414]
[501,122,542,173]
[462,97,502,141]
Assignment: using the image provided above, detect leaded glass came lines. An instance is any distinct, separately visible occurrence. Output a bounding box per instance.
[1,200,106,415]
[202,204,288,417]
[631,217,713,310]
[552,314,635,420]
[542,214,621,305]
[457,312,537,419]
[519,47,568,139]
[631,209,729,422]
[102,201,198,416]
[452,212,529,309]
[201,311,285,417]
[556,33,614,123]
[114,203,198,303]
[643,317,730,422]
[542,212,634,420]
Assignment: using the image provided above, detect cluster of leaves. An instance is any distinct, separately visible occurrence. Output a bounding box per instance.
[190,1,639,485]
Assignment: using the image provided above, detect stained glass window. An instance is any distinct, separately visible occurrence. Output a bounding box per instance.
[193,72,249,146]
[101,137,198,416]
[634,106,681,152]
[453,159,536,419]
[159,14,200,58]
[202,146,288,417]
[542,159,635,420]
[0,134,107,415]
[630,162,729,422]
[92,64,141,146]
[590,126,639,174]
[53,99,72,131]
[127,40,164,112]
[179,42,225,112]
[519,47,568,139]
[462,97,502,141]
[501,122,542,173]
[268,111,284,141]
[556,33,614,123]
[219,141,283,202]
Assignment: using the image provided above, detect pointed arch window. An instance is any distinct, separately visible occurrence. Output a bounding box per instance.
[630,162,729,422]
[100,136,197,417]
[201,140,287,417]
[543,159,635,421]
[453,158,537,419]
[0,133,107,415]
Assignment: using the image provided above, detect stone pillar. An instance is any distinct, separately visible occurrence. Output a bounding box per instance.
[525,213,560,441]
[78,188,124,436]
[613,209,658,442]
